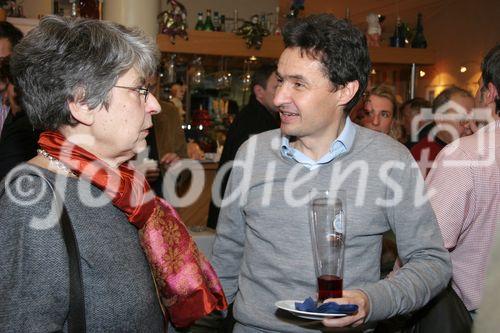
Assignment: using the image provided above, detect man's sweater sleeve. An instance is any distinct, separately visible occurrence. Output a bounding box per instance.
[210,147,248,304]
[361,154,452,321]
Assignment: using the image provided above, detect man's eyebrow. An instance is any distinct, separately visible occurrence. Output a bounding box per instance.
[275,72,309,83]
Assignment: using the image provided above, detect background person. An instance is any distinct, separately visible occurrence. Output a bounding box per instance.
[361,84,404,142]
[0,21,23,138]
[0,56,38,180]
[410,86,475,177]
[400,97,432,148]
[427,43,500,322]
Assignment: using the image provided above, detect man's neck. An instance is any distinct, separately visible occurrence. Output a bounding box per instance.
[292,115,347,161]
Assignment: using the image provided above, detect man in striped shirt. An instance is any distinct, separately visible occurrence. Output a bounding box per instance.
[426,44,500,317]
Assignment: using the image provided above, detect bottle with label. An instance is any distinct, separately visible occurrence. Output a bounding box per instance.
[390,17,405,48]
[213,11,221,31]
[220,15,226,32]
[69,0,78,17]
[411,13,427,49]
[195,12,204,30]
[204,9,215,31]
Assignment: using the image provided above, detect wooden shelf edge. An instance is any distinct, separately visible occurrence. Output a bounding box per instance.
[157,30,284,59]
[369,47,436,65]
[158,30,436,65]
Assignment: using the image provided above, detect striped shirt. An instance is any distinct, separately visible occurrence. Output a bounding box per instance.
[426,120,500,310]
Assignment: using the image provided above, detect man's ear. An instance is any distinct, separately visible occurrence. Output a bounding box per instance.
[253,84,265,100]
[486,82,499,104]
[338,81,360,108]
[68,100,94,126]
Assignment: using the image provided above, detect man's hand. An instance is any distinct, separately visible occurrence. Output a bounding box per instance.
[322,289,370,328]
[160,152,180,169]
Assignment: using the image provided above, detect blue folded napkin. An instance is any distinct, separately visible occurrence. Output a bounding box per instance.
[295,297,358,315]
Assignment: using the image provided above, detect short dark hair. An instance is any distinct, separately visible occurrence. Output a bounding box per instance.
[400,97,431,115]
[0,21,23,48]
[251,62,276,91]
[432,86,473,114]
[0,56,12,83]
[481,44,500,114]
[282,14,371,113]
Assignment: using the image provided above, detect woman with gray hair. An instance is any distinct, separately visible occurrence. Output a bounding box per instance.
[0,16,226,331]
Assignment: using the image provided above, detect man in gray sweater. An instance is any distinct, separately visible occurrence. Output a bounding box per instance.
[211,14,451,333]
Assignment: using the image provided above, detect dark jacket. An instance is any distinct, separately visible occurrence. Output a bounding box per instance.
[0,110,38,180]
[207,95,279,229]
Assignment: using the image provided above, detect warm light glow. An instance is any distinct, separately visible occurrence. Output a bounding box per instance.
[181,124,186,129]
[199,125,203,131]
[460,66,467,73]
[187,124,192,130]
[249,56,257,61]
[419,70,426,77]
[371,69,376,75]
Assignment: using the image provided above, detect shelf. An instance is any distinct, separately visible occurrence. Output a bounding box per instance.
[369,47,435,65]
[157,29,435,65]
[157,30,284,59]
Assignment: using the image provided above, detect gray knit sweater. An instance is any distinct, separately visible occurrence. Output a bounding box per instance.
[0,166,163,332]
[211,125,452,333]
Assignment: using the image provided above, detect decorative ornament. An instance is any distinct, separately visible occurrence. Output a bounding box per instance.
[158,0,188,44]
[366,13,381,47]
[190,57,205,87]
[236,14,270,50]
[287,0,305,19]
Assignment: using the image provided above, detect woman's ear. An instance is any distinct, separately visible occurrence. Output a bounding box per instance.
[68,100,94,126]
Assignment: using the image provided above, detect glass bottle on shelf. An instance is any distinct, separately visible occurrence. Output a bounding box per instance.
[274,6,281,35]
[195,12,204,30]
[53,0,59,15]
[69,0,78,17]
[411,13,427,49]
[220,15,226,32]
[213,11,221,31]
[232,9,239,33]
[79,0,99,19]
[390,16,405,48]
[204,9,215,31]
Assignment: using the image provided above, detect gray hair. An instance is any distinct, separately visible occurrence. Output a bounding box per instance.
[10,15,160,130]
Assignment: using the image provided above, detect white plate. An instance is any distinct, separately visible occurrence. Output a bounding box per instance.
[275,300,347,320]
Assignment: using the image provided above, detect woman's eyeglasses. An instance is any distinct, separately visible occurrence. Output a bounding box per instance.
[114,84,151,103]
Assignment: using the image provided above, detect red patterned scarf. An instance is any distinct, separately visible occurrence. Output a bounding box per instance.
[38,131,227,327]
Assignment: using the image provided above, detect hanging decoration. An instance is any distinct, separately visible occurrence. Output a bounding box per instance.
[158,0,188,44]
[236,15,270,50]
[366,13,382,47]
[189,57,205,87]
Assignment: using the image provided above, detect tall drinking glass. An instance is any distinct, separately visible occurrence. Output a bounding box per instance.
[309,190,346,302]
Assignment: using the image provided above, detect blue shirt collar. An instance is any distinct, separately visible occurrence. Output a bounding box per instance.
[280,117,356,170]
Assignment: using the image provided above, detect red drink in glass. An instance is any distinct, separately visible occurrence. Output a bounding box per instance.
[317,274,343,302]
